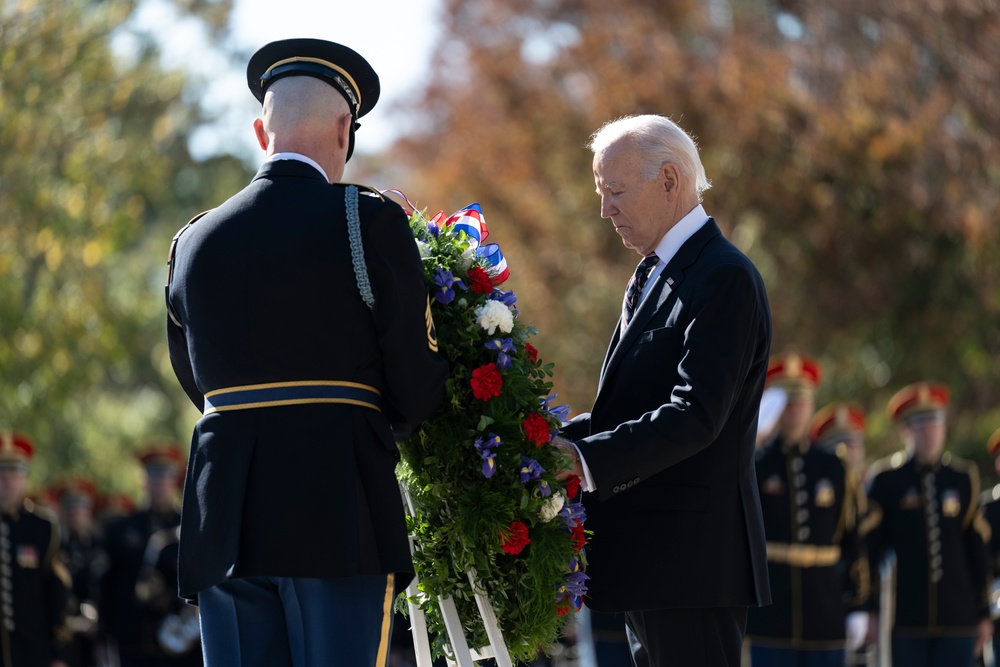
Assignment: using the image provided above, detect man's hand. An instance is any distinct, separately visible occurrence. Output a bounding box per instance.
[551,436,585,481]
[976,617,993,657]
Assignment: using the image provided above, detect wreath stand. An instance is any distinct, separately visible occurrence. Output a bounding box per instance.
[400,484,515,667]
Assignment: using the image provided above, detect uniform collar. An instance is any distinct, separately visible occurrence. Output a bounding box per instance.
[265,152,330,183]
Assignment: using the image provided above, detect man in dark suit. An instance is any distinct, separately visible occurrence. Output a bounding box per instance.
[165,39,448,666]
[556,114,772,666]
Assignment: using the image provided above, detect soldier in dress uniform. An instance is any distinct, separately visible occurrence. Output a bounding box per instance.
[747,354,869,666]
[99,444,182,667]
[0,431,71,667]
[165,38,449,666]
[809,403,873,665]
[811,402,868,481]
[978,426,1000,665]
[862,382,992,666]
[134,525,201,666]
[51,476,106,667]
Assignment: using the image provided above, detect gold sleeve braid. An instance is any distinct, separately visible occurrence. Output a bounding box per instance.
[859,502,884,538]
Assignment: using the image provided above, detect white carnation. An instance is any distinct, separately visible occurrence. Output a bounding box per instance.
[474,300,514,335]
[416,240,432,259]
[457,247,477,270]
[540,493,565,522]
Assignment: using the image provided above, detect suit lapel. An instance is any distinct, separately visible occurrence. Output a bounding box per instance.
[597,220,723,394]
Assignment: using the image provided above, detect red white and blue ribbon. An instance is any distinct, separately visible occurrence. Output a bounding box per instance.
[443,203,489,249]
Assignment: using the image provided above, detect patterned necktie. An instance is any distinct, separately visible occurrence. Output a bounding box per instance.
[622,253,659,327]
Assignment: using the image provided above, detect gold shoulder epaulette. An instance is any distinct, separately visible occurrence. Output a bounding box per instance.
[868,451,906,478]
[941,451,972,472]
[337,182,385,200]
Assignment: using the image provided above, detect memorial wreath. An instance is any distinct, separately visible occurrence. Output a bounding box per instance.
[394,198,589,663]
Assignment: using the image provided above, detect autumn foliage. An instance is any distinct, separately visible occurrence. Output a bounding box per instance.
[387,0,1000,461]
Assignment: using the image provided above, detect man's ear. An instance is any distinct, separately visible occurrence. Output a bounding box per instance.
[253,118,268,151]
[338,114,353,151]
[662,163,679,198]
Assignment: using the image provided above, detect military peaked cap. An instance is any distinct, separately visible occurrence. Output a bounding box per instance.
[247,39,380,118]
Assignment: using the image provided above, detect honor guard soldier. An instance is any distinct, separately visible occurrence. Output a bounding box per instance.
[0,431,71,667]
[863,382,992,666]
[747,354,868,666]
[165,38,449,666]
[810,403,874,664]
[811,402,868,481]
[51,477,106,667]
[134,525,201,666]
[99,444,182,667]
[979,426,1000,665]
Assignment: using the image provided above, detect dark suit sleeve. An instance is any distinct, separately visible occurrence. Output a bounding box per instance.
[560,412,592,441]
[575,260,767,502]
[364,201,449,439]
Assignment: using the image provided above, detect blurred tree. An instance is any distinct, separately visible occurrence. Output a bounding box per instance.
[387,0,1000,465]
[0,0,250,496]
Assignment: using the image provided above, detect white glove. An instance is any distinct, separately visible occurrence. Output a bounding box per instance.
[846,611,869,650]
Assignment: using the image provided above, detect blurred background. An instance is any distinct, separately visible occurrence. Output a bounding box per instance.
[2,0,998,497]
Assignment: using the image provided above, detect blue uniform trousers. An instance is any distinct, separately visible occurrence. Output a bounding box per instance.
[749,645,845,666]
[891,634,975,667]
[198,574,394,667]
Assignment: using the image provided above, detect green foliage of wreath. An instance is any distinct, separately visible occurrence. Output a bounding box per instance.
[397,205,588,664]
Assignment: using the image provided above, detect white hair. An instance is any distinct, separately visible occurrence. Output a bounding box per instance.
[589,115,711,198]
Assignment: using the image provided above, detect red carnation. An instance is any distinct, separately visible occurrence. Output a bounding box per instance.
[523,412,552,448]
[555,604,571,617]
[564,474,581,499]
[470,364,503,401]
[467,266,493,295]
[524,343,539,364]
[570,522,586,553]
[500,521,531,555]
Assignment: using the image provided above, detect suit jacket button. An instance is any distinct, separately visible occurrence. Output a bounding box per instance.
[613,485,620,493]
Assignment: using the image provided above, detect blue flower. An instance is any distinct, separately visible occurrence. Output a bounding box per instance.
[474,434,502,479]
[426,221,440,239]
[432,267,467,304]
[489,289,518,307]
[520,456,545,483]
[562,570,590,598]
[485,338,516,370]
[555,559,590,601]
[540,394,572,424]
[538,479,552,497]
[559,501,587,528]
